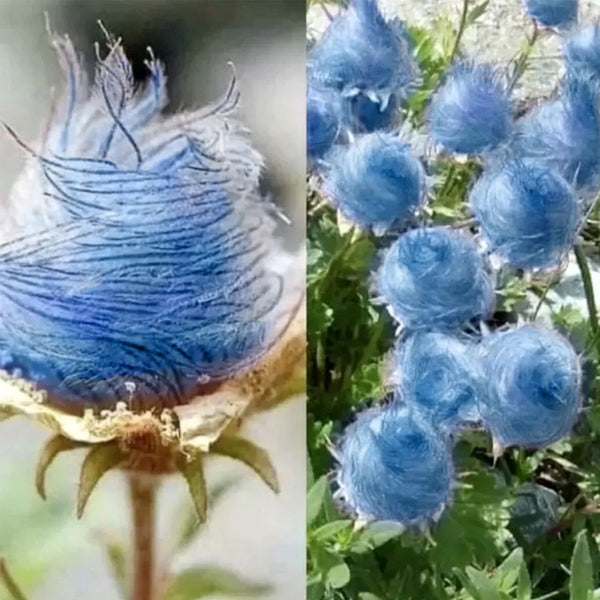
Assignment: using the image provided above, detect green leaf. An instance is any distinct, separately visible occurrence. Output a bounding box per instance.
[465,567,502,600]
[570,530,594,600]
[164,567,271,600]
[307,476,328,526]
[358,594,384,600]
[494,548,524,592]
[351,521,404,554]
[467,0,490,24]
[311,520,352,542]
[516,561,532,600]
[327,561,350,589]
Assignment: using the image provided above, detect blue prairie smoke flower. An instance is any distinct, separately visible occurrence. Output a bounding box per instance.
[377,227,494,332]
[0,30,299,411]
[391,332,483,431]
[512,74,600,190]
[323,133,425,232]
[523,0,578,28]
[564,23,600,79]
[470,160,580,269]
[336,403,453,524]
[307,0,417,131]
[307,84,343,161]
[479,325,580,449]
[427,63,512,155]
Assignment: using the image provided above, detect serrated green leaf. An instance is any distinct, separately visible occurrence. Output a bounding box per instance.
[570,530,594,600]
[307,476,328,526]
[164,567,270,600]
[351,521,404,554]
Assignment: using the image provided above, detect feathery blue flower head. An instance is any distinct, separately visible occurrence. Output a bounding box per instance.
[307,0,417,104]
[377,227,494,331]
[391,332,483,430]
[347,92,399,133]
[564,23,600,79]
[427,63,512,154]
[336,403,453,524]
[307,84,344,161]
[512,74,600,189]
[323,133,425,231]
[479,325,580,448]
[523,0,578,28]
[470,160,580,269]
[0,30,298,410]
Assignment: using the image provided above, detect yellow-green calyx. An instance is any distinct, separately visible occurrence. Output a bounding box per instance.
[0,309,305,522]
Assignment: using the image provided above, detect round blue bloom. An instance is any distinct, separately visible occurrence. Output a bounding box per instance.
[323,133,425,231]
[347,92,399,133]
[307,85,344,161]
[427,63,512,154]
[479,325,580,448]
[512,74,600,189]
[0,32,297,410]
[564,24,600,79]
[377,227,494,331]
[307,0,417,103]
[391,332,483,430]
[470,160,580,269]
[336,403,453,523]
[523,0,578,28]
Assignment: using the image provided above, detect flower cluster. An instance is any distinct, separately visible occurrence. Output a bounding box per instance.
[310,0,589,527]
[307,0,419,161]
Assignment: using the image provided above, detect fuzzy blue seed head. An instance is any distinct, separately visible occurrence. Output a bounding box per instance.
[336,403,453,524]
[512,74,600,189]
[523,0,578,28]
[307,85,344,161]
[391,332,483,430]
[377,227,494,332]
[427,63,512,154]
[323,133,425,231]
[307,0,417,103]
[470,160,580,269]
[564,23,600,79]
[347,92,399,133]
[479,325,580,449]
[1,31,297,409]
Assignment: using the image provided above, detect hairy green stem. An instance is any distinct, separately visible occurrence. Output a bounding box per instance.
[574,244,599,353]
[449,0,469,63]
[129,474,158,600]
[509,23,539,92]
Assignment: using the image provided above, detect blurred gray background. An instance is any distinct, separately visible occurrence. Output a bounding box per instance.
[0,1,305,599]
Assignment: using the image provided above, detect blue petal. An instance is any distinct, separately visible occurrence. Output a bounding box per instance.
[377,227,494,331]
[392,332,483,430]
[512,73,600,190]
[479,325,580,448]
[470,159,580,269]
[336,403,452,524]
[0,32,295,409]
[307,0,417,100]
[307,85,343,161]
[427,62,512,154]
[523,0,578,28]
[564,23,600,79]
[323,133,425,231]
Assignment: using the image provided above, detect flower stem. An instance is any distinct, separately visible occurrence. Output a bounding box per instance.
[449,0,469,63]
[574,244,599,353]
[0,559,28,600]
[129,473,157,600]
